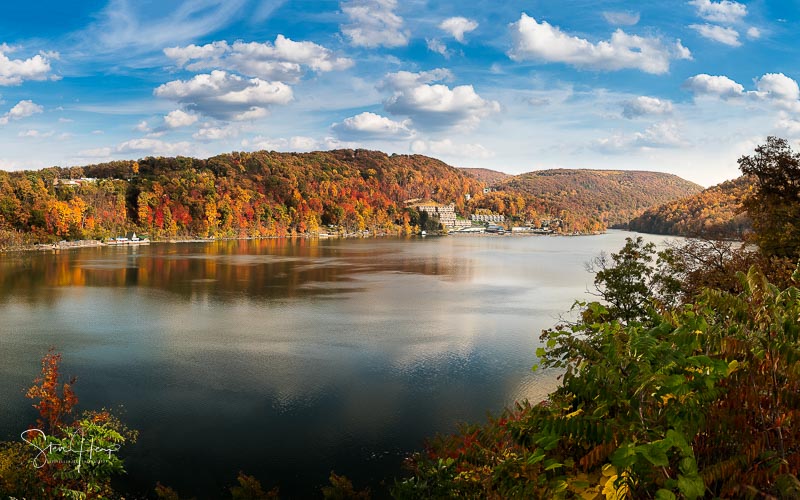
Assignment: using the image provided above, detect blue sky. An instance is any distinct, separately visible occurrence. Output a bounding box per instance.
[0,0,798,186]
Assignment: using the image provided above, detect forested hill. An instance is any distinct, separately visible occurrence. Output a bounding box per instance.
[494,169,703,227]
[458,167,510,185]
[628,175,753,237]
[0,149,487,244]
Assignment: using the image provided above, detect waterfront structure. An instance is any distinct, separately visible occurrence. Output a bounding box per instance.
[415,202,457,228]
[471,213,505,223]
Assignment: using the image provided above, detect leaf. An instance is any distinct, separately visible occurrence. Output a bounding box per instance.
[677,473,705,500]
[655,489,677,500]
[636,443,670,467]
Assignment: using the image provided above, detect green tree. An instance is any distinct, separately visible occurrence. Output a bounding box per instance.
[587,236,680,323]
[738,136,800,258]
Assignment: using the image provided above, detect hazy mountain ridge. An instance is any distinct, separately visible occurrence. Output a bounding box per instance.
[491,168,703,227]
[458,167,511,185]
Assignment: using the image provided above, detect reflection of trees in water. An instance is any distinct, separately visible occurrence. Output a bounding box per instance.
[0,238,473,305]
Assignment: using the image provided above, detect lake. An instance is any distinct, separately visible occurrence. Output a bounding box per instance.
[0,231,675,498]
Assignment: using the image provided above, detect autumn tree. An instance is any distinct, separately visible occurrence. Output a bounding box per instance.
[25,349,78,434]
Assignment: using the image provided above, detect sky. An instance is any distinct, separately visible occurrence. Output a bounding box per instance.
[0,0,799,186]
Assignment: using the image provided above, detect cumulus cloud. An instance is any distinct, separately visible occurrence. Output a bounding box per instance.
[593,121,685,153]
[690,24,741,46]
[439,17,478,43]
[117,138,193,156]
[602,11,640,26]
[340,0,409,48]
[380,68,453,90]
[622,96,674,118]
[135,120,151,133]
[688,0,747,24]
[410,139,493,159]
[154,70,293,121]
[0,45,57,85]
[0,100,43,125]
[331,111,413,140]
[684,72,800,112]
[164,36,353,83]
[683,74,745,99]
[755,73,800,102]
[508,14,691,74]
[164,109,199,128]
[380,69,499,129]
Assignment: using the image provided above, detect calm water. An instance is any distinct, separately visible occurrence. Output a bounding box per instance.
[0,231,674,498]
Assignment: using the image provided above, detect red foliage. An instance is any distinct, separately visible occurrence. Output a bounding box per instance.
[25,349,78,434]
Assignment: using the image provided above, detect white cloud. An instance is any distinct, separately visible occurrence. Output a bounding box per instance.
[117,138,193,156]
[755,73,799,102]
[746,27,761,39]
[439,17,478,43]
[688,0,747,24]
[340,0,409,48]
[289,136,319,151]
[164,109,199,128]
[76,0,249,59]
[683,74,744,99]
[331,111,414,139]
[135,120,151,132]
[245,136,288,150]
[508,14,691,74]
[0,45,56,86]
[192,123,241,141]
[775,112,800,138]
[426,38,450,58]
[164,40,229,67]
[593,121,686,153]
[410,139,493,159]
[0,100,43,125]
[689,24,740,46]
[622,96,674,118]
[381,69,499,129]
[685,72,800,112]
[164,36,353,83]
[18,129,53,138]
[380,68,453,90]
[154,70,293,121]
[602,11,640,26]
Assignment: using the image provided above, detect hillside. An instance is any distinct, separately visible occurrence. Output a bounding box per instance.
[628,175,753,238]
[459,167,511,185]
[0,150,486,245]
[496,169,703,227]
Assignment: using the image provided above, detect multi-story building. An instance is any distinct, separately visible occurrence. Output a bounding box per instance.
[471,213,505,223]
[416,203,457,228]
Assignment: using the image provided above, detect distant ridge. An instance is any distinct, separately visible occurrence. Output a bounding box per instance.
[628,175,752,238]
[493,168,703,227]
[459,167,511,185]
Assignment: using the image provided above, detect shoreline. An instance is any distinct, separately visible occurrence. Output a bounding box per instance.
[0,229,608,255]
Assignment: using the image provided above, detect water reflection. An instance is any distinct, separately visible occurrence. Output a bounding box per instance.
[0,232,675,498]
[0,238,474,306]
